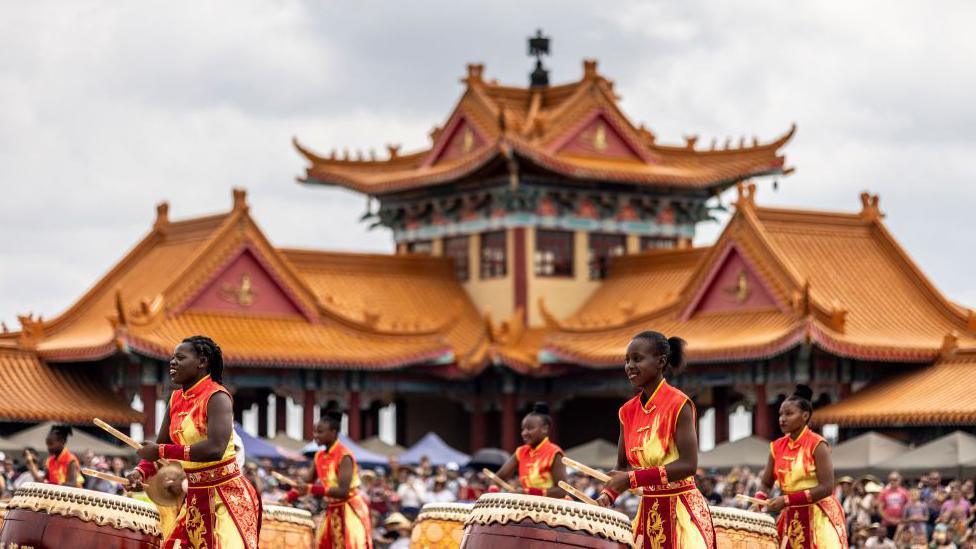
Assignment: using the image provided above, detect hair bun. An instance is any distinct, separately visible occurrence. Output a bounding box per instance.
[793,384,814,401]
[324,410,344,423]
[531,402,550,415]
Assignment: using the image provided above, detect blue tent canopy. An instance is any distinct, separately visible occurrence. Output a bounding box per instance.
[399,432,470,466]
[234,424,302,462]
[301,434,390,467]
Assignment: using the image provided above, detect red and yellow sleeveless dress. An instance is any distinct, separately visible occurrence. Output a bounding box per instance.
[165,375,261,549]
[45,448,81,486]
[314,441,372,549]
[515,437,563,495]
[620,380,715,549]
[771,427,847,548]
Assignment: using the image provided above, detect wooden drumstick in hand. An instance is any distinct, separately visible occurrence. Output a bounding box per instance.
[482,468,516,492]
[94,418,169,466]
[558,481,599,506]
[561,456,611,483]
[735,494,770,508]
[271,471,299,486]
[82,468,130,487]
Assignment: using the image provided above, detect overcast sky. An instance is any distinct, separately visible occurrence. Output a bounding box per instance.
[2,1,974,328]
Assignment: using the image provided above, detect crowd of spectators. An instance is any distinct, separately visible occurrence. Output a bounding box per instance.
[4,445,976,548]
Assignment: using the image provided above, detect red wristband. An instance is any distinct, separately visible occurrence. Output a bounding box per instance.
[633,466,668,487]
[286,489,300,502]
[159,444,190,460]
[602,488,620,502]
[136,460,157,480]
[525,487,545,496]
[786,491,811,506]
[310,484,326,497]
[754,491,768,501]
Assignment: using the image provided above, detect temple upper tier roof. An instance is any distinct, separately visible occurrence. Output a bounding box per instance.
[295,60,795,196]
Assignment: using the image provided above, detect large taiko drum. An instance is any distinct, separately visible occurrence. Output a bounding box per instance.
[410,502,473,549]
[0,482,161,548]
[710,506,778,549]
[460,493,633,549]
[259,503,314,549]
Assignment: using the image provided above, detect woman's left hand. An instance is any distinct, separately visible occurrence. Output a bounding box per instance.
[136,442,160,461]
[765,496,786,513]
[605,470,631,494]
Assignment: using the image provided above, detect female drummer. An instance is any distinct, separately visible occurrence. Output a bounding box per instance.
[286,411,372,549]
[757,385,847,547]
[598,331,716,548]
[128,335,262,549]
[26,425,82,487]
[495,402,567,498]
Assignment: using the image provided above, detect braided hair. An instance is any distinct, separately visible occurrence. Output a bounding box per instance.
[526,401,552,428]
[785,384,814,422]
[631,331,687,377]
[181,335,224,383]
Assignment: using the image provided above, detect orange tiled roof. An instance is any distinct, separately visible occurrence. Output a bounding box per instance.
[535,186,975,368]
[0,347,141,424]
[813,349,976,427]
[295,60,793,195]
[0,190,490,373]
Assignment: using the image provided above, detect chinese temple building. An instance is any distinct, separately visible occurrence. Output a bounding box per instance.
[2,55,975,451]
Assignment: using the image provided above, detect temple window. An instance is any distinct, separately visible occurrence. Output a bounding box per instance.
[406,240,433,254]
[480,231,507,279]
[640,236,678,251]
[534,229,574,277]
[589,233,626,280]
[444,235,470,281]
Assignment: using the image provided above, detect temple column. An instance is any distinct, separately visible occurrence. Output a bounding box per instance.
[275,394,287,436]
[513,227,527,321]
[753,384,772,440]
[303,389,316,440]
[348,390,362,441]
[140,363,158,437]
[470,396,486,452]
[363,404,376,440]
[233,394,247,426]
[713,386,729,444]
[257,390,270,438]
[501,376,517,452]
[140,384,157,438]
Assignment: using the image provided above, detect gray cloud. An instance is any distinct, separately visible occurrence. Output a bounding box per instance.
[1,0,974,327]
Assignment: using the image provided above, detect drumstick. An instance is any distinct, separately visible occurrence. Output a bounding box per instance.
[558,481,599,506]
[734,494,770,507]
[82,468,130,487]
[94,418,142,450]
[482,468,516,492]
[93,418,169,466]
[271,471,299,486]
[561,456,611,483]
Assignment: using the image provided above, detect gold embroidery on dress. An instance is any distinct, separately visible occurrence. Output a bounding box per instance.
[330,508,345,549]
[786,513,806,549]
[644,498,667,549]
[186,495,209,549]
[684,491,716,549]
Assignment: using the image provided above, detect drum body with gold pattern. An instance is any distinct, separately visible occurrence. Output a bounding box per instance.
[460,493,633,549]
[410,502,473,549]
[0,499,7,532]
[710,506,778,549]
[0,482,161,548]
[259,504,315,549]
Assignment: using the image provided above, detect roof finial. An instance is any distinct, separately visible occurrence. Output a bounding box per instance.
[465,63,484,84]
[528,29,551,88]
[859,191,883,221]
[735,180,757,209]
[583,59,598,80]
[386,144,401,159]
[154,201,170,230]
[232,188,248,212]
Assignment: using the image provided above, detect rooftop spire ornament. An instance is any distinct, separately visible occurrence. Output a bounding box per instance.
[528,29,550,88]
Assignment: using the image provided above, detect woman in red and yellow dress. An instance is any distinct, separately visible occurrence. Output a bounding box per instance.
[757,385,847,548]
[598,331,716,549]
[287,411,372,549]
[495,402,567,498]
[26,425,82,487]
[128,336,261,549]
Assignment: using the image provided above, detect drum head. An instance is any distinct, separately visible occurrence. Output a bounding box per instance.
[7,482,161,537]
[467,493,633,545]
